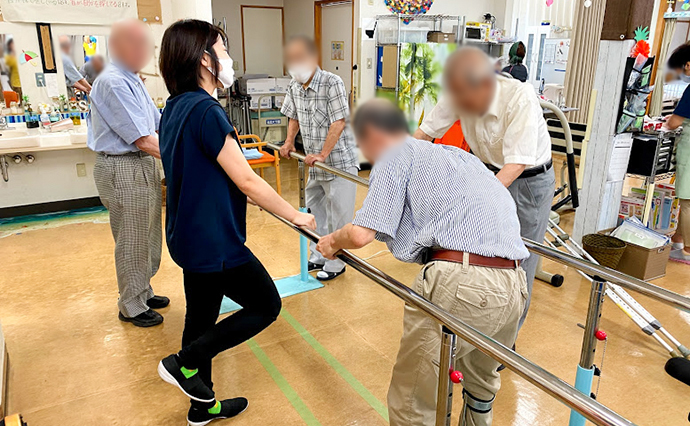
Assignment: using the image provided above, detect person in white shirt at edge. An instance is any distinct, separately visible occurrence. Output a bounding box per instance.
[279,35,359,281]
[414,47,554,339]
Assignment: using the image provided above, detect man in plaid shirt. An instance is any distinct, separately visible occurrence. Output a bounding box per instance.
[280,35,358,281]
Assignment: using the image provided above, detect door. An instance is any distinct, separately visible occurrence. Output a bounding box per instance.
[317,1,353,92]
[241,6,284,76]
[525,24,551,89]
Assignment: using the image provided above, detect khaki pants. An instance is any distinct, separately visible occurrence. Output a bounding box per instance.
[387,258,528,426]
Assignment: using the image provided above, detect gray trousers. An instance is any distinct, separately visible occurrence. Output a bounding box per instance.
[94,152,162,317]
[306,167,358,273]
[507,167,555,329]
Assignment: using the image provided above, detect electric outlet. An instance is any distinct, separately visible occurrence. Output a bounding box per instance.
[368,0,373,5]
[233,61,239,70]
[76,163,87,177]
[366,58,373,69]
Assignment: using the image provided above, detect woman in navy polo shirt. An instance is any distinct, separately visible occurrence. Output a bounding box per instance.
[155,20,315,425]
[663,44,690,264]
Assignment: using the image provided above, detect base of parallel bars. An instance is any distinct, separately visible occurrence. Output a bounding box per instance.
[567,365,595,426]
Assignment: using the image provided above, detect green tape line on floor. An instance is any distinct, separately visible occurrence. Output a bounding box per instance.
[247,338,323,426]
[280,309,390,421]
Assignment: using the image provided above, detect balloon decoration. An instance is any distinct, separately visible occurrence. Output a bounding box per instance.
[384,0,434,24]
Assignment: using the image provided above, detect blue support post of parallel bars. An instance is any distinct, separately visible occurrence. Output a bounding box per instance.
[299,207,309,283]
[298,161,309,283]
[569,279,606,426]
[568,365,595,426]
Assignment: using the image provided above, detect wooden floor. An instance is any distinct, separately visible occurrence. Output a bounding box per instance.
[0,159,689,425]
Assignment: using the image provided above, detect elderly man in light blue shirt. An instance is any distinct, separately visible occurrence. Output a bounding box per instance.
[88,19,168,328]
[58,35,91,95]
[316,100,528,426]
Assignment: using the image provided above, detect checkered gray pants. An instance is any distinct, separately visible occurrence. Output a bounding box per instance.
[94,152,162,317]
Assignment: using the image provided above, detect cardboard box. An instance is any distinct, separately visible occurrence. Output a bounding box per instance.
[427,31,455,43]
[599,229,672,280]
[377,45,398,89]
[275,78,292,93]
[274,95,285,109]
[246,78,277,94]
[249,95,272,110]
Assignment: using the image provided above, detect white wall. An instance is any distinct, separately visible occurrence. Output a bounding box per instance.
[212,0,284,76]
[284,0,315,41]
[0,148,99,209]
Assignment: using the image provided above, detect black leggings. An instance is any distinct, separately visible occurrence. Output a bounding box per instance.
[178,254,281,407]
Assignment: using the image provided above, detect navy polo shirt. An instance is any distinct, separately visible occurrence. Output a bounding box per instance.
[160,88,251,272]
[674,85,690,119]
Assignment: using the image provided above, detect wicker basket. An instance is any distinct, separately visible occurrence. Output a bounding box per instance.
[582,234,627,269]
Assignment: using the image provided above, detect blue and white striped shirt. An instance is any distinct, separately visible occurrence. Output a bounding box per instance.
[352,138,529,264]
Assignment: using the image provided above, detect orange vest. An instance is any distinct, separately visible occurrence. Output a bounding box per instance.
[434,120,469,152]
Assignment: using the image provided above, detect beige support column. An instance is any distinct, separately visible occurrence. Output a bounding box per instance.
[563,0,608,124]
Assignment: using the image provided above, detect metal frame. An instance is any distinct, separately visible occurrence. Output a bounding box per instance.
[266,141,690,425]
[263,145,690,312]
[269,212,635,426]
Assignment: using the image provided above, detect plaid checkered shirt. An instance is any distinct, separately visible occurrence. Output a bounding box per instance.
[281,68,358,181]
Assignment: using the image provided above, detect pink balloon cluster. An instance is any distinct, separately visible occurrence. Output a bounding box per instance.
[384,0,434,23]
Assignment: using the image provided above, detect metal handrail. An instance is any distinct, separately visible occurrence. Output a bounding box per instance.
[266,141,690,313]
[268,212,636,426]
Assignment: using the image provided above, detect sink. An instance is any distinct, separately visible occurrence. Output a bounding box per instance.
[0,128,41,149]
[70,127,88,145]
[41,132,72,147]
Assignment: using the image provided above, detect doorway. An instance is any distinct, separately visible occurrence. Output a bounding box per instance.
[315,0,353,93]
[524,24,551,89]
[241,5,285,76]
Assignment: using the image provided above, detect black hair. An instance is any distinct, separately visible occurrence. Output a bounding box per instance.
[352,100,409,139]
[159,19,227,97]
[285,35,318,56]
[668,43,690,70]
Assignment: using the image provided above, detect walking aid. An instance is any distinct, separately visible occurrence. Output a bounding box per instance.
[545,219,690,359]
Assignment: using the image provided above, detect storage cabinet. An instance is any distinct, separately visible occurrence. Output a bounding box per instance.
[601,0,654,40]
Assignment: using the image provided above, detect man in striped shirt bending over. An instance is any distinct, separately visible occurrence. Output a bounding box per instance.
[316,99,529,426]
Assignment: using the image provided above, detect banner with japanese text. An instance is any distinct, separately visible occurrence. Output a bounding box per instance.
[0,0,137,25]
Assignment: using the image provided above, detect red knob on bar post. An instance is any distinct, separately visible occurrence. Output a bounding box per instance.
[450,370,463,384]
[595,330,607,341]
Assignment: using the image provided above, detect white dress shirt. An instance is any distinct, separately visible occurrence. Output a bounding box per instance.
[419,75,552,169]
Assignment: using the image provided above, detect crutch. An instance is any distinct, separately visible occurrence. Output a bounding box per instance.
[548,219,690,358]
[545,221,689,358]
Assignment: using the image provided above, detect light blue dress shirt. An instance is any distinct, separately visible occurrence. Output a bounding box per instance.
[352,137,530,264]
[87,62,160,155]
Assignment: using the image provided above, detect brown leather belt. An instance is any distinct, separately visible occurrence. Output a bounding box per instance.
[430,249,520,269]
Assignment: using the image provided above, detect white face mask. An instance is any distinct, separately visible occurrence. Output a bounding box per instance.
[205,51,235,89]
[681,72,690,84]
[288,63,315,84]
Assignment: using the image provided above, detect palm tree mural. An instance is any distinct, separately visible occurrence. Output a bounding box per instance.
[398,43,442,124]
